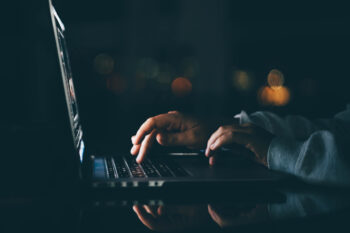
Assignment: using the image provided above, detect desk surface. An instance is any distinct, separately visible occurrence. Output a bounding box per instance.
[1,185,350,233]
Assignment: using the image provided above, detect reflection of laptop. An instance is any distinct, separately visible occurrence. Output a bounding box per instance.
[48,0,285,190]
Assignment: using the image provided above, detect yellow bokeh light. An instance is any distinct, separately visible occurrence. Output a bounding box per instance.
[267,69,284,87]
[93,53,114,75]
[232,70,254,91]
[258,86,290,106]
[171,77,192,97]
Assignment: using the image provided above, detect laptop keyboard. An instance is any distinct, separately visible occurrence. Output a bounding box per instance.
[113,157,130,178]
[105,156,189,179]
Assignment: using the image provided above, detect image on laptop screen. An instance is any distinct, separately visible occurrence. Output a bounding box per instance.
[51,4,85,162]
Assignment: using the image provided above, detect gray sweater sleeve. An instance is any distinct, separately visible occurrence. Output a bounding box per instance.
[236,105,350,186]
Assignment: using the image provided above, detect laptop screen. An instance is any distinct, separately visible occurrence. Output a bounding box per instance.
[50,1,85,163]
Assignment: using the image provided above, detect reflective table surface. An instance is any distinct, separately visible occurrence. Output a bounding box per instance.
[1,184,350,233]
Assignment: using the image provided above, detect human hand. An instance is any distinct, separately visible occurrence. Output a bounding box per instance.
[131,111,212,163]
[132,204,210,232]
[205,123,274,166]
[208,203,269,228]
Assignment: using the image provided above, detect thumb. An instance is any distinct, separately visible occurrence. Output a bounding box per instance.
[156,130,196,146]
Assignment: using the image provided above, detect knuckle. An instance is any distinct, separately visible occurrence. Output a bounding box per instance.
[146,117,155,125]
[216,137,223,145]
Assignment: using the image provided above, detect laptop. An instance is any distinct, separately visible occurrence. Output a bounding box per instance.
[48,0,285,191]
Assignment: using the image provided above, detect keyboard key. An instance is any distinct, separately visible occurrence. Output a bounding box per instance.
[112,156,189,179]
[152,161,174,177]
[106,158,116,179]
[114,157,130,178]
[125,157,146,178]
[141,160,160,177]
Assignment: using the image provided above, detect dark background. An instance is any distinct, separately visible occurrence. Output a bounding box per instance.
[2,0,350,151]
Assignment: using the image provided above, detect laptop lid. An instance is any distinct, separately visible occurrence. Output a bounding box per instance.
[49,0,86,164]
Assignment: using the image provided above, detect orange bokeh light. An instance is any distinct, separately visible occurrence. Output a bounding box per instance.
[258,86,290,106]
[171,77,192,97]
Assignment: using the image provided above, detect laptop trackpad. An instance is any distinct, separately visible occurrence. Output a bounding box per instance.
[176,156,273,180]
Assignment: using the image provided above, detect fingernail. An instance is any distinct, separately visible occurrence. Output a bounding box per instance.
[205,148,209,157]
[130,146,135,154]
[131,136,136,144]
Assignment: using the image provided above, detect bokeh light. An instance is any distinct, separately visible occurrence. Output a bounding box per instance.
[106,74,127,94]
[136,58,159,79]
[180,57,199,78]
[156,63,173,85]
[267,69,284,88]
[93,53,114,75]
[232,70,254,91]
[171,77,192,97]
[258,86,290,106]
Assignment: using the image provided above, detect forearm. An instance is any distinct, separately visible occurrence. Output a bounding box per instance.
[237,104,350,140]
[237,110,321,140]
[268,131,350,186]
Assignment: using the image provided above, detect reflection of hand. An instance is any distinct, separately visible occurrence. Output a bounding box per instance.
[205,123,273,166]
[132,204,210,232]
[131,111,212,163]
[208,204,269,228]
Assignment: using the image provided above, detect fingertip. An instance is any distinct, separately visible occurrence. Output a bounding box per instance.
[209,156,215,166]
[157,205,164,215]
[136,155,143,164]
[131,136,136,144]
[156,133,162,144]
[205,148,210,157]
[156,133,167,145]
[130,146,135,155]
[135,138,142,145]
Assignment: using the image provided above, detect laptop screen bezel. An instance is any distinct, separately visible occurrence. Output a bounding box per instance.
[49,0,86,163]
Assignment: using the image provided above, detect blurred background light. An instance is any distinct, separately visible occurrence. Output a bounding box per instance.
[93,53,115,75]
[267,69,285,88]
[180,57,200,79]
[106,73,127,94]
[171,77,192,97]
[156,63,173,84]
[258,86,291,106]
[136,57,159,80]
[55,0,350,148]
[232,70,255,92]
